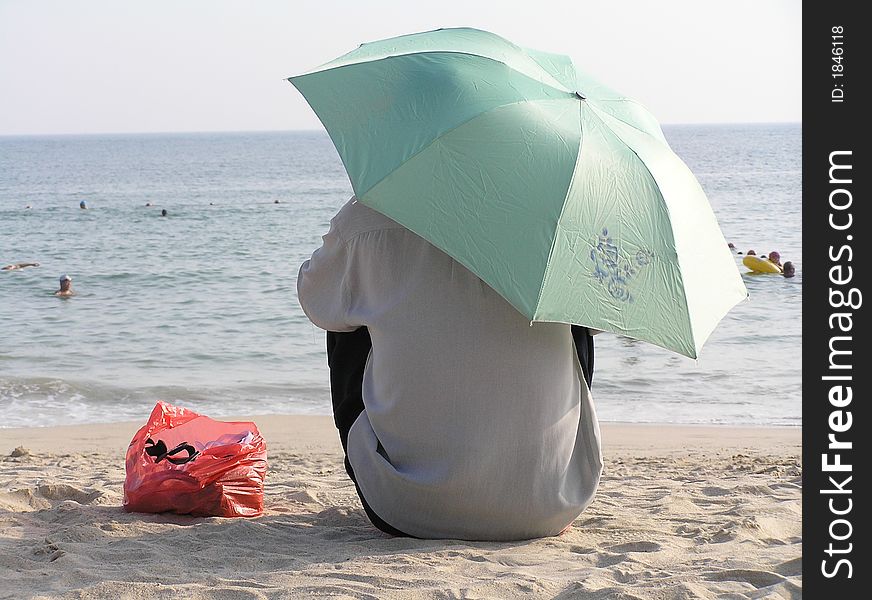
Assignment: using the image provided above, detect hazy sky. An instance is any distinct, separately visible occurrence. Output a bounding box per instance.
[0,0,801,135]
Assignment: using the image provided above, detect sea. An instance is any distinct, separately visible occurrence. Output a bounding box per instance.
[0,124,801,428]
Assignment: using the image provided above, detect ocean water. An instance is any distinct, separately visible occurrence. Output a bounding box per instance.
[0,125,801,428]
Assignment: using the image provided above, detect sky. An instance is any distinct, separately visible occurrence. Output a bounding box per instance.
[0,0,801,135]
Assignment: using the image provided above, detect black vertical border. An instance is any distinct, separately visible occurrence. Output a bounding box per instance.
[803,3,867,596]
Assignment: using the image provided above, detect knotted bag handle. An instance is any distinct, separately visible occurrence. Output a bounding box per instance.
[145,438,200,465]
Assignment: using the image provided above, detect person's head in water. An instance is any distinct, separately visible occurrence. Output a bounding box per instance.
[56,274,73,296]
[79,200,87,210]
[274,199,280,204]
[768,251,782,266]
[746,249,756,256]
[727,242,736,250]
[782,261,795,278]
[161,209,167,217]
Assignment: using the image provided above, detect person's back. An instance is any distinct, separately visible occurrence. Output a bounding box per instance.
[298,199,602,540]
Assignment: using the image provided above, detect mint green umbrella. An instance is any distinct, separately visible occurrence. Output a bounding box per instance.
[288,27,747,358]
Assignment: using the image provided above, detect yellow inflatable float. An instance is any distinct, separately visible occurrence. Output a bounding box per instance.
[743,256,782,274]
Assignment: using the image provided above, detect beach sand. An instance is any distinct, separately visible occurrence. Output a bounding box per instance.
[0,417,801,599]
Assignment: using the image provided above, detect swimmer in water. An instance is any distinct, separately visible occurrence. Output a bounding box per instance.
[767,251,782,267]
[55,274,74,297]
[782,262,795,278]
[161,209,167,217]
[80,200,87,209]
[2,262,40,271]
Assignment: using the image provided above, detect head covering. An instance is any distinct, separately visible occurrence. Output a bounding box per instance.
[60,274,71,282]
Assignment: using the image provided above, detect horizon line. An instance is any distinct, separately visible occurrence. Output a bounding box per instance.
[0,121,802,138]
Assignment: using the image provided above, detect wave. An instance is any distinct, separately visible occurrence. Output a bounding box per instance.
[0,376,331,428]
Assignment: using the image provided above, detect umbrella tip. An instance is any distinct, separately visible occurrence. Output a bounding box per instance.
[574,91,586,100]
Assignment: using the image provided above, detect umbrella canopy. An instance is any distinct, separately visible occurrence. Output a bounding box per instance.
[288,27,747,358]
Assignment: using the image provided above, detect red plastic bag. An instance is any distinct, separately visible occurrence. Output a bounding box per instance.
[123,401,268,517]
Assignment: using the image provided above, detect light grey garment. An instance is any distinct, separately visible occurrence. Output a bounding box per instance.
[297,198,603,541]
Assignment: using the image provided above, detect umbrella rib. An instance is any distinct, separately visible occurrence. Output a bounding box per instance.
[590,97,668,144]
[583,104,697,357]
[531,100,585,323]
[289,50,570,95]
[360,97,568,200]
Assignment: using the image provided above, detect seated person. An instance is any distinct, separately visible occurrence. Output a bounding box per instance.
[298,199,602,541]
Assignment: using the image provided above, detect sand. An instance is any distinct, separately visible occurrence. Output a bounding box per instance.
[0,417,801,599]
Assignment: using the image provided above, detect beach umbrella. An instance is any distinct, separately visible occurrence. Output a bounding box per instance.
[288,27,747,359]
